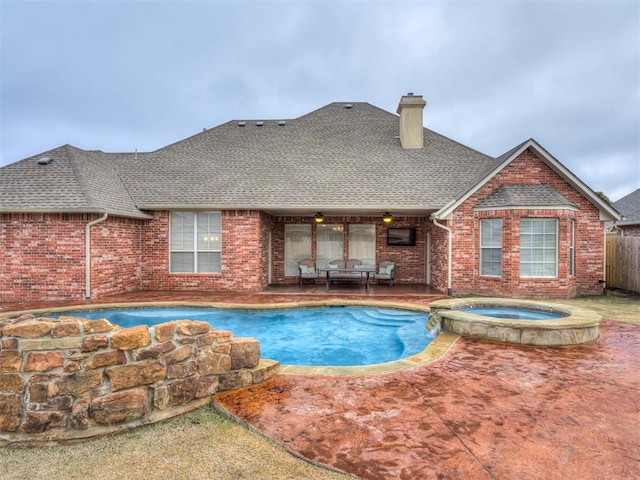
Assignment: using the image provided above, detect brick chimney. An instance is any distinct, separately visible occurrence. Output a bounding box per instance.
[396,93,426,149]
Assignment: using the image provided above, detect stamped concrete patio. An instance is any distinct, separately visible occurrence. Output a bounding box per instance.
[212,297,640,479]
[2,287,638,479]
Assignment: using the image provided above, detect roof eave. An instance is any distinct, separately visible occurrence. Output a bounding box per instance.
[473,204,580,212]
[136,204,442,217]
[0,208,153,220]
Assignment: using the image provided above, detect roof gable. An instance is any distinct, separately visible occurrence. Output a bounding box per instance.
[433,138,622,221]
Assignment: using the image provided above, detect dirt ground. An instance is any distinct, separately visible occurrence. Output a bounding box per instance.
[0,406,354,480]
[556,291,639,324]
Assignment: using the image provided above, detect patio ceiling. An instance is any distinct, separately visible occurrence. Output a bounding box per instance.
[263,207,439,218]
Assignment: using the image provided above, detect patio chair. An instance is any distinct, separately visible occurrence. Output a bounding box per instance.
[375,261,395,286]
[298,259,319,285]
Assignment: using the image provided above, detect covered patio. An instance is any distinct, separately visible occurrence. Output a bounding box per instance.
[0,284,445,315]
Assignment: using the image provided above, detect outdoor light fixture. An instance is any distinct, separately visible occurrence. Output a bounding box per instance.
[382,212,393,223]
[314,212,325,223]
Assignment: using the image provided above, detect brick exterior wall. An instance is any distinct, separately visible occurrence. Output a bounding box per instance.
[140,210,269,293]
[429,219,451,294]
[1,152,608,302]
[269,216,429,284]
[0,214,146,303]
[1,210,271,302]
[1,214,89,302]
[90,217,145,298]
[428,148,606,298]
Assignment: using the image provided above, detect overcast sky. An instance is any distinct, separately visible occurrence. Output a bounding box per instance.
[1,0,638,201]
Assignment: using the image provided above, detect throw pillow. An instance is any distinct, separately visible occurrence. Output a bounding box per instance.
[379,265,392,275]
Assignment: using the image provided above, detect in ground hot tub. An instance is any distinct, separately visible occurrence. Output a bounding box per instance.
[428,298,601,346]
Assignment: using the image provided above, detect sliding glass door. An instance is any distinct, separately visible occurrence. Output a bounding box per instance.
[348,224,376,268]
[316,224,344,269]
[284,225,312,276]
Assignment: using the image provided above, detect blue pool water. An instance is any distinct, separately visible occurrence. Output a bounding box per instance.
[57,307,434,367]
[458,306,566,320]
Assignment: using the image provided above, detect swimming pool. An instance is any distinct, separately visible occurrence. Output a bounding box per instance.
[57,307,435,367]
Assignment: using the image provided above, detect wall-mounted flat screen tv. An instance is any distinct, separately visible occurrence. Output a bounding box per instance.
[387,227,416,246]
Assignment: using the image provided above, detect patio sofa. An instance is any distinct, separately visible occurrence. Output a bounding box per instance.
[326,259,367,287]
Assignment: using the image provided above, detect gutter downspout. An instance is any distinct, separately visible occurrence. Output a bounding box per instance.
[601,227,608,295]
[86,213,108,299]
[432,217,453,296]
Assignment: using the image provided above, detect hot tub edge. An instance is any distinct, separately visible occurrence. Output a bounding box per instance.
[429,298,601,346]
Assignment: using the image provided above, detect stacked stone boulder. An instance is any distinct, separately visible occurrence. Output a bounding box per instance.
[0,313,279,445]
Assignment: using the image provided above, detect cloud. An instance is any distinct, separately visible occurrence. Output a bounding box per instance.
[1,0,638,199]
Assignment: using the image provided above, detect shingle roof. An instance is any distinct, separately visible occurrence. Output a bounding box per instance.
[613,188,640,225]
[0,101,498,216]
[118,102,496,212]
[474,184,578,210]
[0,145,151,218]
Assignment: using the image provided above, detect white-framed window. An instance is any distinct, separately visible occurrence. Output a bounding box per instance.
[569,219,575,276]
[480,219,502,276]
[169,212,221,273]
[284,224,312,276]
[316,224,344,270]
[348,224,376,268]
[520,218,558,277]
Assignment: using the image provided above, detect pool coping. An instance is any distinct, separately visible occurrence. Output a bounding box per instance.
[1,300,460,376]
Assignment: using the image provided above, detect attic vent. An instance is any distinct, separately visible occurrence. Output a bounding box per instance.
[256,121,264,127]
[278,120,286,126]
[344,104,353,109]
[37,157,53,165]
[237,121,246,127]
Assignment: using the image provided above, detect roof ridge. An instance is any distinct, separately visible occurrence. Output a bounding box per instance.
[153,121,239,152]
[501,184,513,204]
[424,127,494,162]
[113,157,143,214]
[293,101,379,121]
[65,147,149,218]
[65,145,101,210]
[614,187,640,204]
[453,139,534,201]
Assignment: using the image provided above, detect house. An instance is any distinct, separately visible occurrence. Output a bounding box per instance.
[0,94,621,302]
[609,188,640,237]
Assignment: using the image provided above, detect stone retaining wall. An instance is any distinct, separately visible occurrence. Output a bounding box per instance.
[0,314,279,446]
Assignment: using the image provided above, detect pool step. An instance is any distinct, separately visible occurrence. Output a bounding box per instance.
[217,358,280,393]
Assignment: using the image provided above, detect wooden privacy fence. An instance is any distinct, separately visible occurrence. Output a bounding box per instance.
[606,235,640,293]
